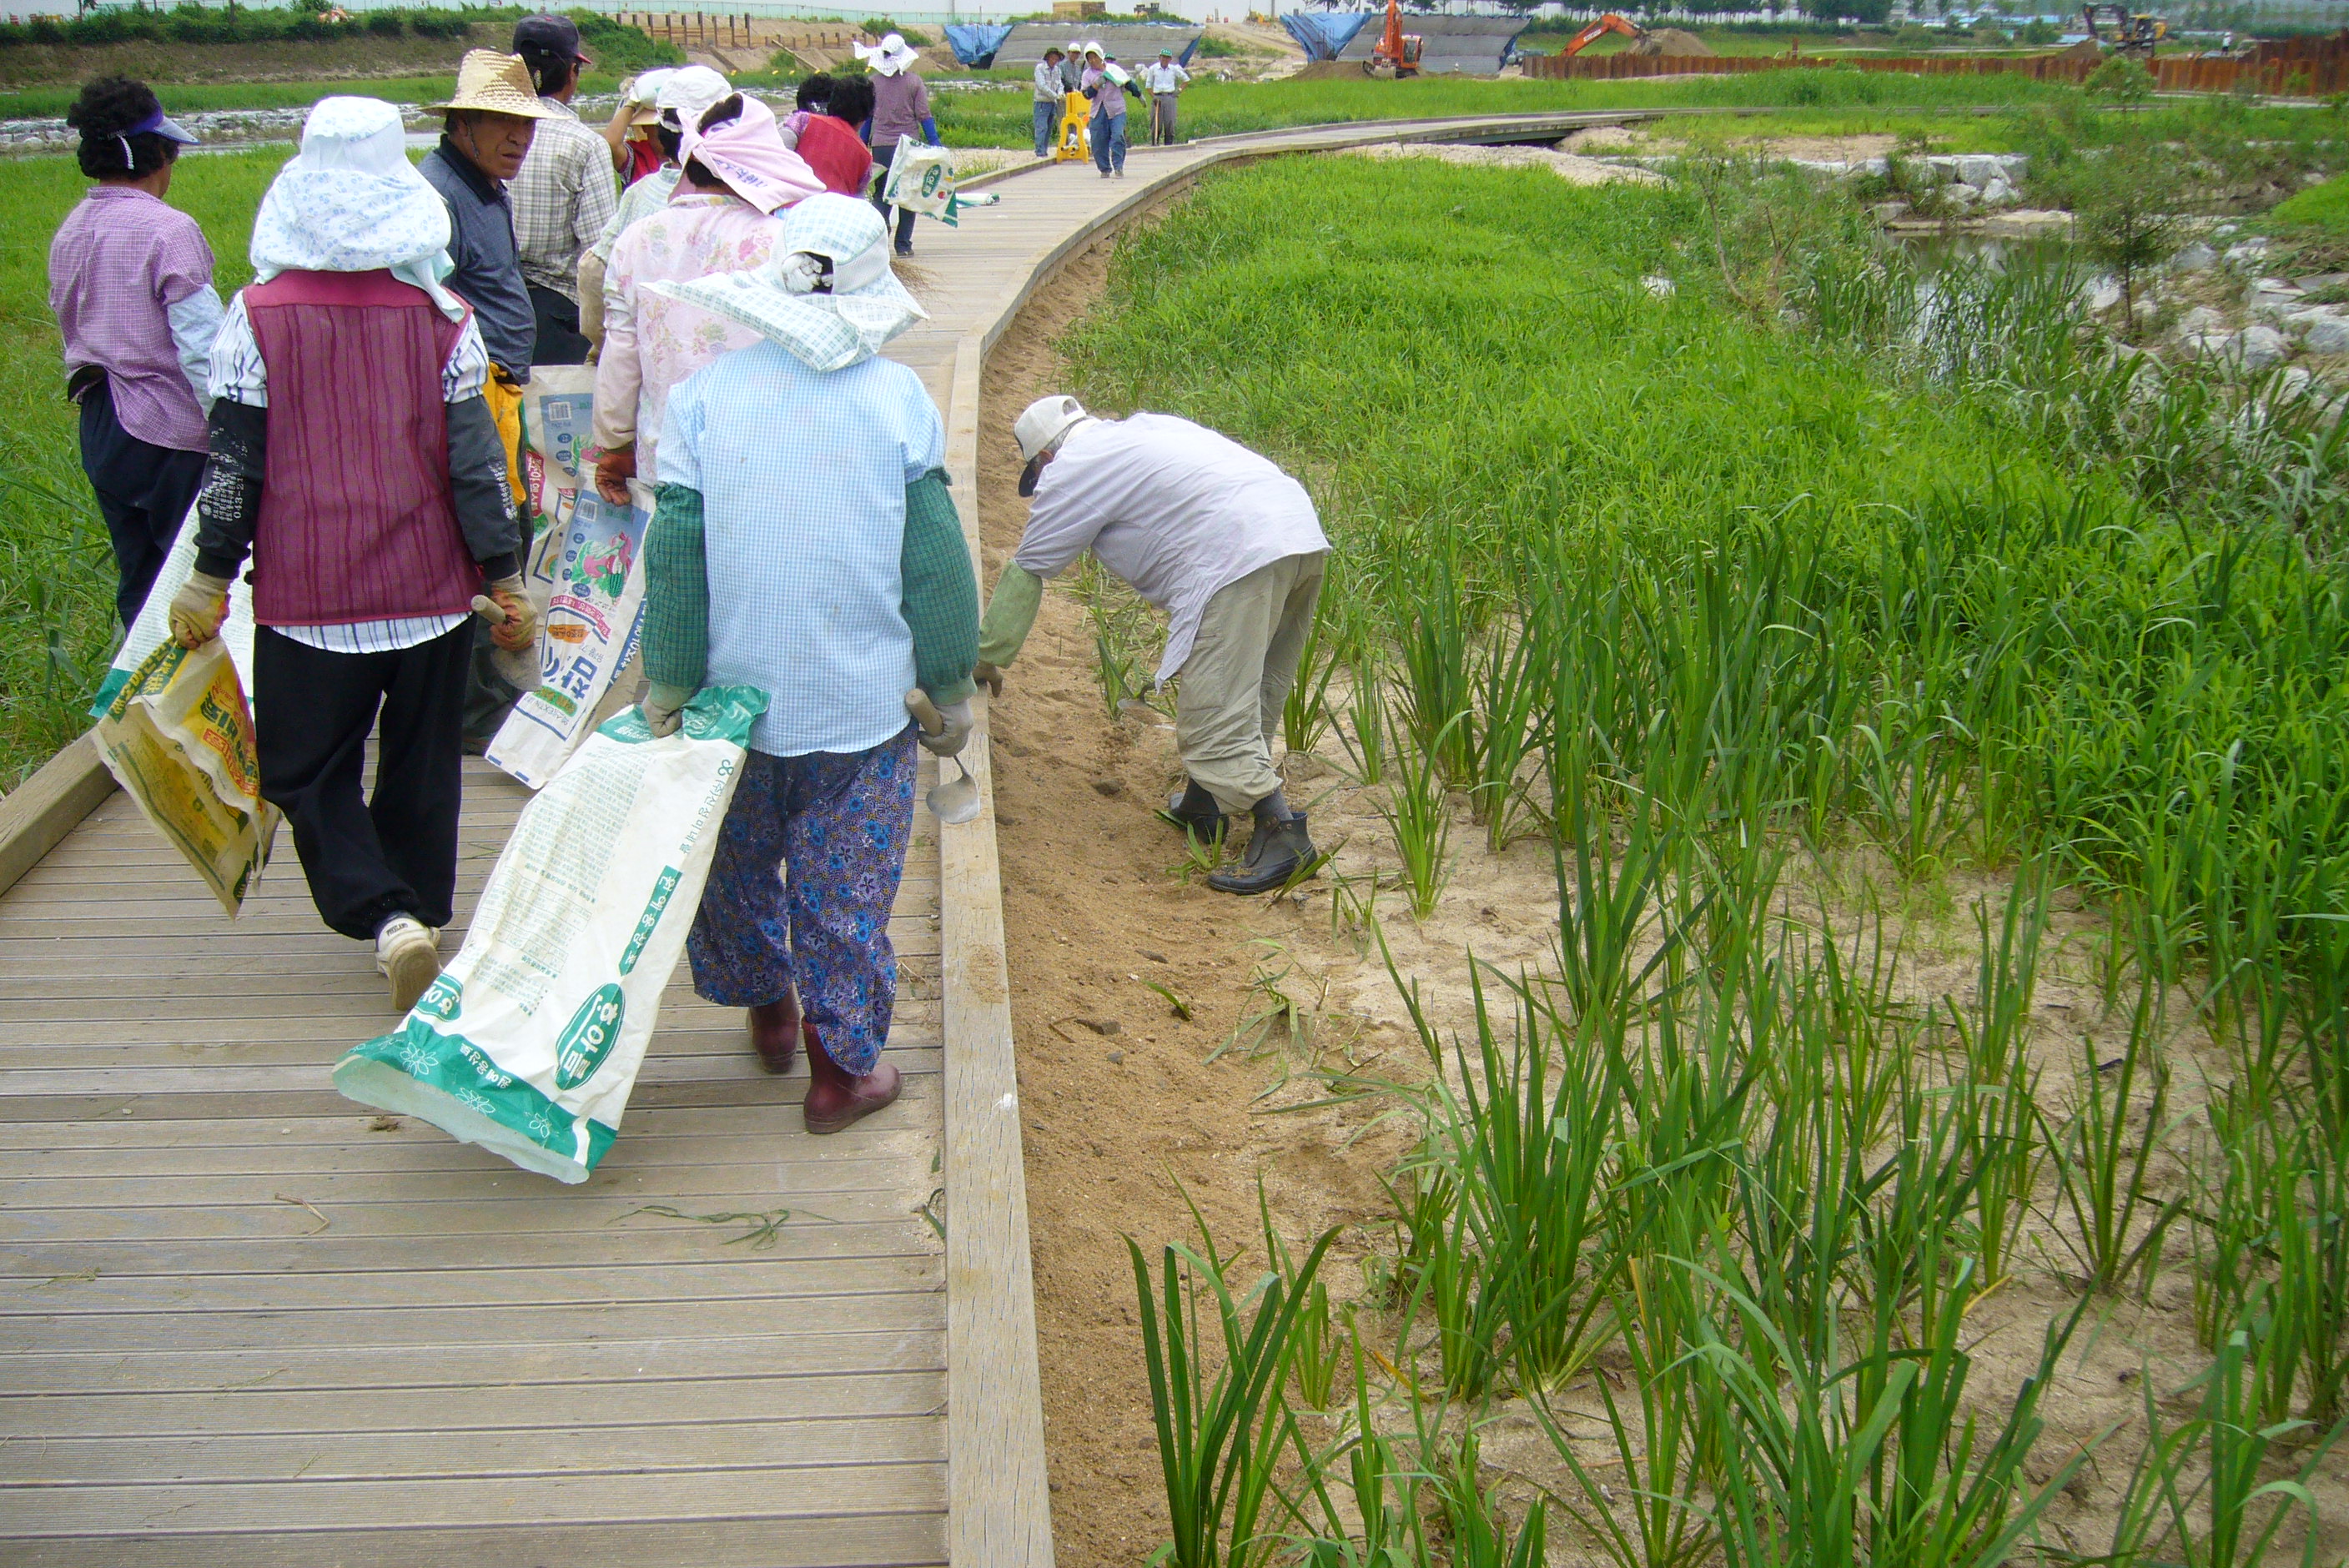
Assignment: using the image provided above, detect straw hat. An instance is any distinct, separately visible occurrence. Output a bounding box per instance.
[429,50,562,118]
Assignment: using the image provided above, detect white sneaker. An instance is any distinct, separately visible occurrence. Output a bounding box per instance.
[375,916,442,1013]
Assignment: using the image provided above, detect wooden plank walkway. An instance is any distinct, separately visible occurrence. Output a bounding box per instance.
[0,109,1637,1565]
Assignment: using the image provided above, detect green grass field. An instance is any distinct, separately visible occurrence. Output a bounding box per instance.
[1067,150,2349,1568]
[2269,169,2349,234]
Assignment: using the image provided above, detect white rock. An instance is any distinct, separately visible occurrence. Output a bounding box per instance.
[2270,365,2315,401]
[1640,274,1676,299]
[1869,199,1912,224]
[2224,237,2272,266]
[1954,154,2004,189]
[1979,174,2020,208]
[2304,316,2349,354]
[2170,242,2219,273]
[2176,304,2227,334]
[2215,221,2241,236]
[1939,182,1979,210]
[2228,324,2291,370]
[2250,284,2306,319]
[2085,277,2124,313]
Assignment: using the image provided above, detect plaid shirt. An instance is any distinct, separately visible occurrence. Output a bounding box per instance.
[510,98,619,302]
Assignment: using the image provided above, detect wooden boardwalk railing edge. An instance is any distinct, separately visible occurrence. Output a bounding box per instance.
[0,731,111,899]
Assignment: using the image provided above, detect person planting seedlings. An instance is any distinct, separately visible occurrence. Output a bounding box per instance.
[48,75,220,629]
[636,193,978,1133]
[980,395,1330,895]
[169,97,536,1012]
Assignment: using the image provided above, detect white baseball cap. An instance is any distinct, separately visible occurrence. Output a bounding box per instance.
[656,65,732,130]
[1014,395,1093,495]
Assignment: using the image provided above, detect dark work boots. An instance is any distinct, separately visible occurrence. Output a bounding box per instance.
[1209,808,1318,896]
[803,1025,902,1135]
[748,993,802,1073]
[1164,777,1226,843]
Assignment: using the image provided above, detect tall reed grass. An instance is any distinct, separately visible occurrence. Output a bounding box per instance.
[1083,153,2349,1566]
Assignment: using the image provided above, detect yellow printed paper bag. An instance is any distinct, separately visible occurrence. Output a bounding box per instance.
[93,639,277,916]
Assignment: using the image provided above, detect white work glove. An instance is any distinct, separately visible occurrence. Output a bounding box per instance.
[905,690,973,756]
[168,570,232,649]
[641,681,692,738]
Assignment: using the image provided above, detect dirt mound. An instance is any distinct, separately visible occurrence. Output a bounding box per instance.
[1631,27,1713,56]
[1290,58,1366,79]
[2057,36,2106,59]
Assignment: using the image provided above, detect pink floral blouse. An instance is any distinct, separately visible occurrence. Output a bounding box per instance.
[591,192,784,475]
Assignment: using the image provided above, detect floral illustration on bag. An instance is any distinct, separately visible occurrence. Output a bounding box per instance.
[576,531,635,601]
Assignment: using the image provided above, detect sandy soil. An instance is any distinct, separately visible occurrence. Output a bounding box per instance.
[1340,140,1666,186]
[978,194,2349,1568]
[1560,124,1904,164]
[979,224,1413,1568]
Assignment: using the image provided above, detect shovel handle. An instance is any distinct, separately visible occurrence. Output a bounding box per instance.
[904,688,943,734]
[470,593,508,625]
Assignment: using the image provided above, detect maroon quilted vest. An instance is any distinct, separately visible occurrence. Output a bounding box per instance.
[244,269,480,626]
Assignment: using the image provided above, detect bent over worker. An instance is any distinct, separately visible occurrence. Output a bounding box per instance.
[169,98,538,1013]
[636,193,978,1134]
[979,397,1330,896]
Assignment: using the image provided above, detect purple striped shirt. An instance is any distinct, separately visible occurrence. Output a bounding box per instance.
[48,186,214,452]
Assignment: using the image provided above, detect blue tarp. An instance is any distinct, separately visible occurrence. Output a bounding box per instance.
[1281,12,1371,62]
[944,22,1015,68]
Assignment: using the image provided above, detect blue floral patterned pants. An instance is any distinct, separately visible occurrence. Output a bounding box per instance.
[687,726,918,1075]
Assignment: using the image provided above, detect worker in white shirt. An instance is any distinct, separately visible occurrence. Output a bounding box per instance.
[1140,49,1190,145]
[977,396,1330,895]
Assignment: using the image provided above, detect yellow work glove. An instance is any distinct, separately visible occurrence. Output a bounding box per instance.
[471,574,540,652]
[168,570,231,649]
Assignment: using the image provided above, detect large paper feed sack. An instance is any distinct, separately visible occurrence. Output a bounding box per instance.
[92,639,277,916]
[335,686,767,1183]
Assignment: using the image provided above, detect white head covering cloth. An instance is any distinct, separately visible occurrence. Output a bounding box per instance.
[857,31,920,75]
[249,97,465,320]
[656,63,732,128]
[643,193,925,373]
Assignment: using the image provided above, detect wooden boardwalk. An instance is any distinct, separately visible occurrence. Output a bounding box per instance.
[0,109,1637,1565]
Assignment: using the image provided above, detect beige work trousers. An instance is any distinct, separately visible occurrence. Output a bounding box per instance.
[1174,552,1326,814]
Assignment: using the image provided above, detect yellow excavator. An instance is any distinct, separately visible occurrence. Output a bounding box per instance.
[2082,4,2166,58]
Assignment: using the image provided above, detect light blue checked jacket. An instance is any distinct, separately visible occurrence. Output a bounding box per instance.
[657,340,946,758]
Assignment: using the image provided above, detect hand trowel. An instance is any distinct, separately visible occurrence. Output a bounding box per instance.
[903,691,982,827]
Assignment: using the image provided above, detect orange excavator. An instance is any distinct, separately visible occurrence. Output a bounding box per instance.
[1562,12,1644,55]
[1365,0,1423,78]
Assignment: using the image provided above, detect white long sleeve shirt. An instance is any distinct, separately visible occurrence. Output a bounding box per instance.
[1140,61,1190,93]
[1014,413,1328,681]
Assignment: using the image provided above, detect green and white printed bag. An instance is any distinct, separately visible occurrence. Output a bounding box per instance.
[335,686,767,1182]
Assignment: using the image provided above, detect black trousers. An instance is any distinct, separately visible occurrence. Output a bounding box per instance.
[255,621,473,941]
[867,144,920,251]
[528,284,591,366]
[78,380,209,626]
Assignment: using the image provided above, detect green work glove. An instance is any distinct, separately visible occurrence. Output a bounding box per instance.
[641,681,693,737]
[169,570,231,649]
[973,660,1004,700]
